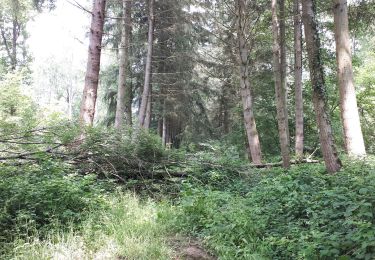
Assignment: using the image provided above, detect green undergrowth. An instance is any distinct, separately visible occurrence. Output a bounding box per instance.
[166,158,375,259]
[0,158,175,259]
[10,193,173,260]
[0,160,107,255]
[1,127,375,259]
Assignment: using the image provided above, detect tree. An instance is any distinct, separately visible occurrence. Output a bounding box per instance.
[115,0,132,128]
[271,0,290,167]
[333,0,366,157]
[302,0,342,173]
[0,0,55,71]
[235,0,262,165]
[79,0,107,126]
[0,0,29,71]
[294,0,304,159]
[138,0,154,128]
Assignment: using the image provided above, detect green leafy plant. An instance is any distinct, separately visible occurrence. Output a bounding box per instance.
[171,160,375,259]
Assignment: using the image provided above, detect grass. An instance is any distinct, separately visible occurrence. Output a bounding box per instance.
[9,193,174,260]
[4,156,375,259]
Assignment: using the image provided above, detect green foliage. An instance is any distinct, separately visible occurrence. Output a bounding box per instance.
[178,142,259,194]
[9,193,173,259]
[0,71,38,132]
[354,36,375,153]
[0,160,106,255]
[170,160,375,259]
[79,127,167,179]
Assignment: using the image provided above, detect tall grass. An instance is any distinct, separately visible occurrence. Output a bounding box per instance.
[10,193,174,260]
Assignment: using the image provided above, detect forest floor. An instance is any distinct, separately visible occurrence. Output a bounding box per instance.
[169,236,216,260]
[1,132,374,259]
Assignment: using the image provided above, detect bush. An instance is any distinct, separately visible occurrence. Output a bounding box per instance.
[171,161,375,259]
[0,71,38,133]
[0,159,106,255]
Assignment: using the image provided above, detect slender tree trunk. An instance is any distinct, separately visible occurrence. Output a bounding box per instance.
[279,0,290,144]
[236,0,262,165]
[272,0,290,168]
[11,19,18,70]
[158,118,163,137]
[302,0,342,173]
[144,88,152,128]
[79,0,106,126]
[115,0,132,128]
[294,0,304,159]
[333,0,366,157]
[67,88,73,120]
[223,93,230,135]
[162,113,167,147]
[0,25,13,70]
[139,0,155,128]
[0,0,19,70]
[218,84,230,133]
[124,0,133,126]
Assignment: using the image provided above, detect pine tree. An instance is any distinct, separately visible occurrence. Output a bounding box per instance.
[79,0,107,126]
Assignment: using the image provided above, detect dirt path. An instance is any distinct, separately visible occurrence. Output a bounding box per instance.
[170,236,216,260]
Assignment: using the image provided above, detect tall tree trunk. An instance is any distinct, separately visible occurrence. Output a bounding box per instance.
[67,87,73,120]
[294,0,304,159]
[236,0,262,165]
[115,0,132,128]
[139,0,155,128]
[222,88,230,134]
[11,19,18,70]
[279,0,289,144]
[79,0,106,126]
[271,0,290,168]
[333,0,366,157]
[219,84,230,134]
[302,0,342,173]
[144,88,152,128]
[162,112,167,147]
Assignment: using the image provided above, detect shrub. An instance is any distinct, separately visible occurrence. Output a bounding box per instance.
[172,161,375,259]
[0,159,106,255]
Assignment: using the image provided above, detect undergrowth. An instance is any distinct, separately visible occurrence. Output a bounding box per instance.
[167,158,375,259]
[0,160,106,256]
[1,125,375,260]
[11,193,173,260]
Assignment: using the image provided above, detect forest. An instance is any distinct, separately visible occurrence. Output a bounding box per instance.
[0,0,375,259]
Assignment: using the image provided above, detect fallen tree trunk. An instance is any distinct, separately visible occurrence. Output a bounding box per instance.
[252,159,320,168]
[0,144,63,161]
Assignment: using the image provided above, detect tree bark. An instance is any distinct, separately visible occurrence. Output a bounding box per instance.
[271,0,290,168]
[333,0,366,157]
[279,0,289,144]
[11,19,18,70]
[79,0,106,126]
[139,0,155,128]
[144,88,152,128]
[115,0,132,128]
[294,0,304,159]
[302,0,342,173]
[162,113,167,147]
[222,86,230,134]
[235,0,262,165]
